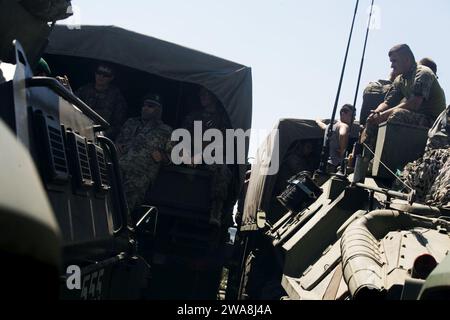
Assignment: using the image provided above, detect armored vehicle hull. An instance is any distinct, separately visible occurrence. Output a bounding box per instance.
[234,115,450,300]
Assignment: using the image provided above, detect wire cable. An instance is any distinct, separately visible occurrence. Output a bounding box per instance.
[362,142,414,192]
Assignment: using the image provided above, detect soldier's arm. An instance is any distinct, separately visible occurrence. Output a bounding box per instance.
[379,70,433,120]
[377,97,424,124]
[152,130,175,165]
[315,119,327,130]
[412,67,435,102]
[368,81,403,123]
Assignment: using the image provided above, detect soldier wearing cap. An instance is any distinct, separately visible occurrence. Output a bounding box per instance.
[116,93,173,212]
[316,104,355,172]
[76,63,128,140]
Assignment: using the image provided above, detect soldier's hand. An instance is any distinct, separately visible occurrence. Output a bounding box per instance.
[56,75,73,92]
[315,118,326,130]
[151,151,162,162]
[367,110,379,124]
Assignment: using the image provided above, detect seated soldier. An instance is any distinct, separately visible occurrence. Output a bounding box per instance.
[181,87,232,228]
[316,104,355,172]
[361,44,446,151]
[76,63,128,140]
[116,93,173,213]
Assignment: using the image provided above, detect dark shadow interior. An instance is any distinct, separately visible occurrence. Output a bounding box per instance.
[43,55,239,223]
[268,138,322,223]
[43,54,226,130]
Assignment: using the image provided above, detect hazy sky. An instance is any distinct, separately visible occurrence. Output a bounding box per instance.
[63,0,450,157]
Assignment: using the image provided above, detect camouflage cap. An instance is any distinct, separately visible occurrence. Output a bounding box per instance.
[142,93,163,108]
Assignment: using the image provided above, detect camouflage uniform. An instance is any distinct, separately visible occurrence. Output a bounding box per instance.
[361,64,446,152]
[116,117,172,211]
[182,105,232,227]
[76,83,128,140]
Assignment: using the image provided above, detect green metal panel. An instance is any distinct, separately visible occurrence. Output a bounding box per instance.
[372,121,428,179]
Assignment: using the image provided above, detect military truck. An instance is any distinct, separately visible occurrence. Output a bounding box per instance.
[1,4,152,299]
[1,7,252,299]
[44,24,252,299]
[232,108,450,300]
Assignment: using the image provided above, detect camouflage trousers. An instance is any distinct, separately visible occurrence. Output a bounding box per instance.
[402,148,450,208]
[206,164,232,227]
[361,109,433,153]
[121,163,161,212]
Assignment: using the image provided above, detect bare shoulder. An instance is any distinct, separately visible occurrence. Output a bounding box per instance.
[339,122,350,133]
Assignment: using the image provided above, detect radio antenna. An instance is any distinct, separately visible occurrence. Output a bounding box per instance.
[318,0,360,173]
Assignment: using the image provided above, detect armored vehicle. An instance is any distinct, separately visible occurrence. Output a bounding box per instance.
[232,109,450,300]
[227,118,359,299]
[227,0,450,300]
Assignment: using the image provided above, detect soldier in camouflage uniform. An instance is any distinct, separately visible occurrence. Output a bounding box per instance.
[361,44,446,152]
[182,87,232,227]
[116,93,172,212]
[76,63,128,140]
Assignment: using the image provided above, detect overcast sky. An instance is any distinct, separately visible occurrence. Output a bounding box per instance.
[64,0,450,157]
